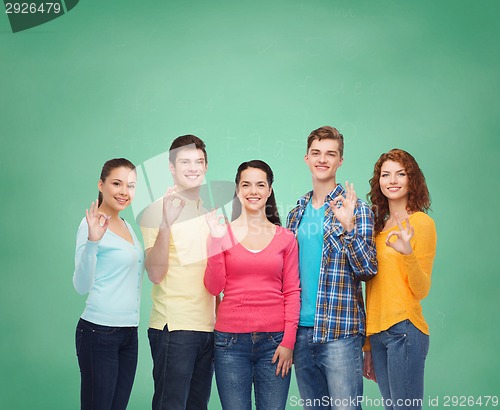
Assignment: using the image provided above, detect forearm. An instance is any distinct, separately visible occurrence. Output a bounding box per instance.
[73,240,99,294]
[345,232,377,280]
[404,252,432,300]
[145,224,171,284]
[204,237,227,295]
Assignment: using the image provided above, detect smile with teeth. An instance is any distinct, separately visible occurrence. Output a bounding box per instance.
[185,175,199,179]
[115,197,128,204]
[387,187,400,192]
[246,197,261,202]
[316,166,329,171]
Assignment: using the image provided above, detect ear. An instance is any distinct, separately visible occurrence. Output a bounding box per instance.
[268,186,273,198]
[169,161,175,175]
[339,157,344,167]
[98,180,104,193]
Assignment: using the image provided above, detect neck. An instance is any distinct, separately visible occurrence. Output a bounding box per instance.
[387,198,410,218]
[98,204,120,220]
[177,185,201,201]
[236,209,269,228]
[311,177,337,206]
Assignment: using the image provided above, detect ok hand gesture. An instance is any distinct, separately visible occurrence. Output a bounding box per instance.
[85,200,110,242]
[330,181,357,233]
[161,186,186,228]
[205,209,228,238]
[386,213,414,255]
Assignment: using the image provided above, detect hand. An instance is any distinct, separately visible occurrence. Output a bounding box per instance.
[161,186,186,228]
[363,350,377,382]
[272,345,293,378]
[329,181,357,232]
[386,213,414,255]
[205,209,228,238]
[85,199,110,242]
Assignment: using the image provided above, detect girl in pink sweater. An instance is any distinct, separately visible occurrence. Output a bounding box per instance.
[204,160,300,410]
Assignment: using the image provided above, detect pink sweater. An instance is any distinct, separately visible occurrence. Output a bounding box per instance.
[204,226,301,349]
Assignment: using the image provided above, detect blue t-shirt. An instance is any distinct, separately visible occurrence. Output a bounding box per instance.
[297,200,324,326]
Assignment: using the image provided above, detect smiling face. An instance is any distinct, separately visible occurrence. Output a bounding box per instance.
[237,167,272,213]
[379,160,409,202]
[304,138,343,182]
[98,166,136,213]
[169,147,208,190]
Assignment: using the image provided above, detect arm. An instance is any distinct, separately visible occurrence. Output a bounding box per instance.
[403,216,437,300]
[343,202,378,281]
[272,233,301,377]
[203,236,228,295]
[73,201,110,294]
[73,221,99,295]
[281,235,301,349]
[330,183,377,281]
[144,223,171,284]
[142,187,186,284]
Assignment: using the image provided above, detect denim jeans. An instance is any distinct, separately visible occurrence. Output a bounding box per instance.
[294,327,364,410]
[214,331,291,410]
[75,318,138,410]
[370,320,429,410]
[148,325,214,410]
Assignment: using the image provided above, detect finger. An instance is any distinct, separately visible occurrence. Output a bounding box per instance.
[394,212,404,232]
[405,217,412,235]
[271,349,279,364]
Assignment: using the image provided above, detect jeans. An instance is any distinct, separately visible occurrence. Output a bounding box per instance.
[370,320,430,410]
[148,325,214,410]
[75,318,138,410]
[214,331,291,410]
[294,327,364,410]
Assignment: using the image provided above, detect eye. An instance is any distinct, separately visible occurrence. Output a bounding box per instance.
[381,174,388,178]
[113,182,120,186]
[398,172,406,177]
[128,184,136,189]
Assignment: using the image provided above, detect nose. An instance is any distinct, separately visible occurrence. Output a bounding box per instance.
[319,154,327,163]
[120,184,129,195]
[389,174,397,184]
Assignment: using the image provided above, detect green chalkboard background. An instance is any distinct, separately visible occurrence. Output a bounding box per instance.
[1,1,498,409]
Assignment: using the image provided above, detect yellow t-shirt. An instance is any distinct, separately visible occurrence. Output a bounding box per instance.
[365,212,437,348]
[141,197,215,332]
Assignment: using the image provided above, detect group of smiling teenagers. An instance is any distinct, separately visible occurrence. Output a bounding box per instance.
[73,126,436,410]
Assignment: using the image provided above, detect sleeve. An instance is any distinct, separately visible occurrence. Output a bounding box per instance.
[280,233,301,350]
[343,201,378,281]
[73,220,100,295]
[141,226,159,251]
[404,215,437,300]
[203,235,230,296]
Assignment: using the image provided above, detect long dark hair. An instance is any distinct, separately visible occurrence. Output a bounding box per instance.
[98,158,136,206]
[368,149,430,234]
[231,160,281,226]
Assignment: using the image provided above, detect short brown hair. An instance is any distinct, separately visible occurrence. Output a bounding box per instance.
[169,134,208,164]
[307,126,344,157]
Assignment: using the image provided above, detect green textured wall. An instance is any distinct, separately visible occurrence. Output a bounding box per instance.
[1,1,498,408]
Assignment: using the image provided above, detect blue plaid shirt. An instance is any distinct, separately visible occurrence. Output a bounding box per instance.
[286,184,377,343]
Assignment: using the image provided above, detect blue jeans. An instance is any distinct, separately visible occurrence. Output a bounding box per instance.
[75,318,138,410]
[294,327,364,410]
[370,320,429,410]
[148,325,214,410]
[214,331,291,410]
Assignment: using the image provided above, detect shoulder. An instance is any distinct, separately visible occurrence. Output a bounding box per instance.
[140,197,163,228]
[410,212,436,237]
[77,217,88,233]
[275,226,297,244]
[411,212,435,229]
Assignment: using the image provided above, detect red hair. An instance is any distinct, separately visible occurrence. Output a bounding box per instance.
[368,149,431,234]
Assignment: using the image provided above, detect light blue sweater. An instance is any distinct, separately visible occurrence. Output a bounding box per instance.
[73,218,144,327]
